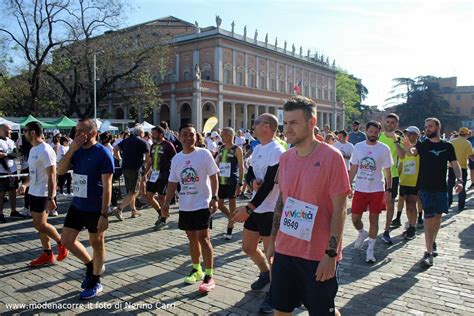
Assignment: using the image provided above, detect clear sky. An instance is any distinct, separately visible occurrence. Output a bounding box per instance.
[125,0,474,108]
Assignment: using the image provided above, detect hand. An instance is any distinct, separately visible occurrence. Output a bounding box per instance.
[18,184,27,195]
[70,133,87,152]
[252,179,262,192]
[348,189,353,199]
[265,237,275,265]
[402,136,412,149]
[209,199,218,214]
[235,185,242,197]
[97,216,109,233]
[454,183,463,194]
[315,255,337,282]
[232,206,250,223]
[47,199,57,212]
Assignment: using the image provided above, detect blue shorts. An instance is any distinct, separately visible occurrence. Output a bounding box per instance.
[419,191,448,219]
[469,159,474,170]
[269,252,338,315]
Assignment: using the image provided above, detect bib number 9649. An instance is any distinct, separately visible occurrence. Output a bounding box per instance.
[283,218,299,230]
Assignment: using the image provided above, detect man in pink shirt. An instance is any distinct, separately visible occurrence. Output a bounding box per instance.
[267,96,350,315]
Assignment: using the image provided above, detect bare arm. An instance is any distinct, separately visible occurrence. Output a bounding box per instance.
[348,163,358,184]
[383,168,392,189]
[270,193,283,238]
[45,165,57,198]
[451,160,463,180]
[57,149,74,175]
[164,182,179,205]
[209,173,218,197]
[113,146,122,161]
[236,147,244,184]
[101,173,113,215]
[327,193,347,251]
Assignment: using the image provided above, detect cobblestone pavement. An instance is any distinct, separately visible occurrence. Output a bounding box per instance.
[0,187,473,315]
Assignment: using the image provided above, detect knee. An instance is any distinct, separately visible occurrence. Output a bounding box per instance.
[33,221,46,232]
[145,194,154,203]
[242,243,257,256]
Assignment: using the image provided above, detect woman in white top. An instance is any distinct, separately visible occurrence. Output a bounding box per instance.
[57,136,72,195]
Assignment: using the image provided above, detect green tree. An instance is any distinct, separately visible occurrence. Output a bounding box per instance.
[336,71,370,125]
[386,76,464,131]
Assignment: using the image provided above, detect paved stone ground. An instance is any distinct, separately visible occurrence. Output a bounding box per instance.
[0,185,473,315]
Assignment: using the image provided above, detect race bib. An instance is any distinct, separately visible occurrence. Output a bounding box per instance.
[219,162,231,177]
[404,160,416,175]
[149,170,160,183]
[72,174,88,198]
[280,197,318,241]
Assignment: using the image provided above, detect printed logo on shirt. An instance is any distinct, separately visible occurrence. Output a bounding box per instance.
[429,149,446,157]
[284,208,314,220]
[360,157,376,171]
[180,167,200,184]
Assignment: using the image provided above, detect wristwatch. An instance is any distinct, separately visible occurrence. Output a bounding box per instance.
[245,205,253,215]
[211,196,218,201]
[456,179,463,184]
[325,249,337,258]
[385,188,392,192]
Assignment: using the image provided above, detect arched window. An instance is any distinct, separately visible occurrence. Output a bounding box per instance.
[259,72,266,90]
[202,63,212,80]
[224,64,232,84]
[248,70,256,88]
[237,66,244,86]
[183,66,191,81]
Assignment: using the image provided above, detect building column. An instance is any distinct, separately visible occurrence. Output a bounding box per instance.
[266,59,270,90]
[214,46,223,82]
[123,104,128,120]
[231,102,236,128]
[192,80,202,131]
[265,105,270,113]
[175,53,180,82]
[333,110,338,131]
[232,49,236,84]
[255,56,260,89]
[217,94,224,129]
[285,64,288,94]
[317,111,322,127]
[243,103,248,130]
[244,53,248,86]
[153,107,159,125]
[170,96,178,130]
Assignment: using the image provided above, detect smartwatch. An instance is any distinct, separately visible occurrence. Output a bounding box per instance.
[385,188,392,192]
[325,249,337,258]
[211,196,218,201]
[245,205,253,215]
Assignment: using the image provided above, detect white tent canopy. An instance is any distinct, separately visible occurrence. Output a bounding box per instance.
[141,121,155,132]
[93,118,118,131]
[0,118,21,131]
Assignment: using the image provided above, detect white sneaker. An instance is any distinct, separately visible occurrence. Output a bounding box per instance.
[68,193,74,197]
[19,207,31,217]
[49,210,59,217]
[366,247,376,263]
[354,230,369,249]
[223,234,232,240]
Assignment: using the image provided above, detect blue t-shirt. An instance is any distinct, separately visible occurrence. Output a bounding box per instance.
[468,136,474,147]
[71,143,115,213]
[118,135,149,170]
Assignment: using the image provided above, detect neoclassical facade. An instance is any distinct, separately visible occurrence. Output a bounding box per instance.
[99,17,344,131]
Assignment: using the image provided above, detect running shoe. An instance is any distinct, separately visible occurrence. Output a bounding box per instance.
[417,218,424,229]
[390,218,401,228]
[381,231,393,245]
[0,213,6,223]
[366,247,376,263]
[354,230,368,249]
[184,269,204,284]
[223,234,232,240]
[432,242,438,257]
[80,282,103,300]
[198,275,216,293]
[10,211,27,218]
[403,226,416,240]
[49,210,59,217]
[419,251,433,268]
[57,244,69,261]
[113,207,124,221]
[131,210,142,218]
[259,292,274,314]
[30,252,55,266]
[19,207,31,217]
[153,220,168,231]
[469,183,474,190]
[81,265,106,289]
[251,271,270,290]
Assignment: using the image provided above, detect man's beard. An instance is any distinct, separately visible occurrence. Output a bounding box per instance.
[426,130,438,138]
[367,136,378,143]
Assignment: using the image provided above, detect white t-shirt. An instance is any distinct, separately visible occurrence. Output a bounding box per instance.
[350,141,393,193]
[235,136,246,147]
[169,147,220,212]
[207,139,218,154]
[250,140,285,213]
[28,142,57,197]
[57,145,69,163]
[334,141,354,170]
[0,138,17,173]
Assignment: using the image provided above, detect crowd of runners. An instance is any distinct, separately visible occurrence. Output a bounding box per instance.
[0,95,472,315]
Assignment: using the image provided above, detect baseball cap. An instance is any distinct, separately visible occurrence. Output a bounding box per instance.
[459,127,470,136]
[210,131,219,138]
[406,126,421,135]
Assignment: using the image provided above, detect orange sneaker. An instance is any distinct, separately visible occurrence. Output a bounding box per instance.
[57,244,69,262]
[30,252,55,266]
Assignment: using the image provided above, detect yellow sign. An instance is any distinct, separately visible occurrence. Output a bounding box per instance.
[203,116,218,133]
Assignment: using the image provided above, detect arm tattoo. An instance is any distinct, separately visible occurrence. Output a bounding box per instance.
[270,193,283,237]
[328,236,339,250]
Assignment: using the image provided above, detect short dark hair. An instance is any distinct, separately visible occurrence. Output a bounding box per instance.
[152,126,165,134]
[159,121,169,130]
[25,121,43,136]
[353,121,360,125]
[179,123,196,133]
[78,118,97,131]
[425,117,441,127]
[366,120,382,130]
[337,130,348,137]
[386,113,399,122]
[283,96,317,120]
